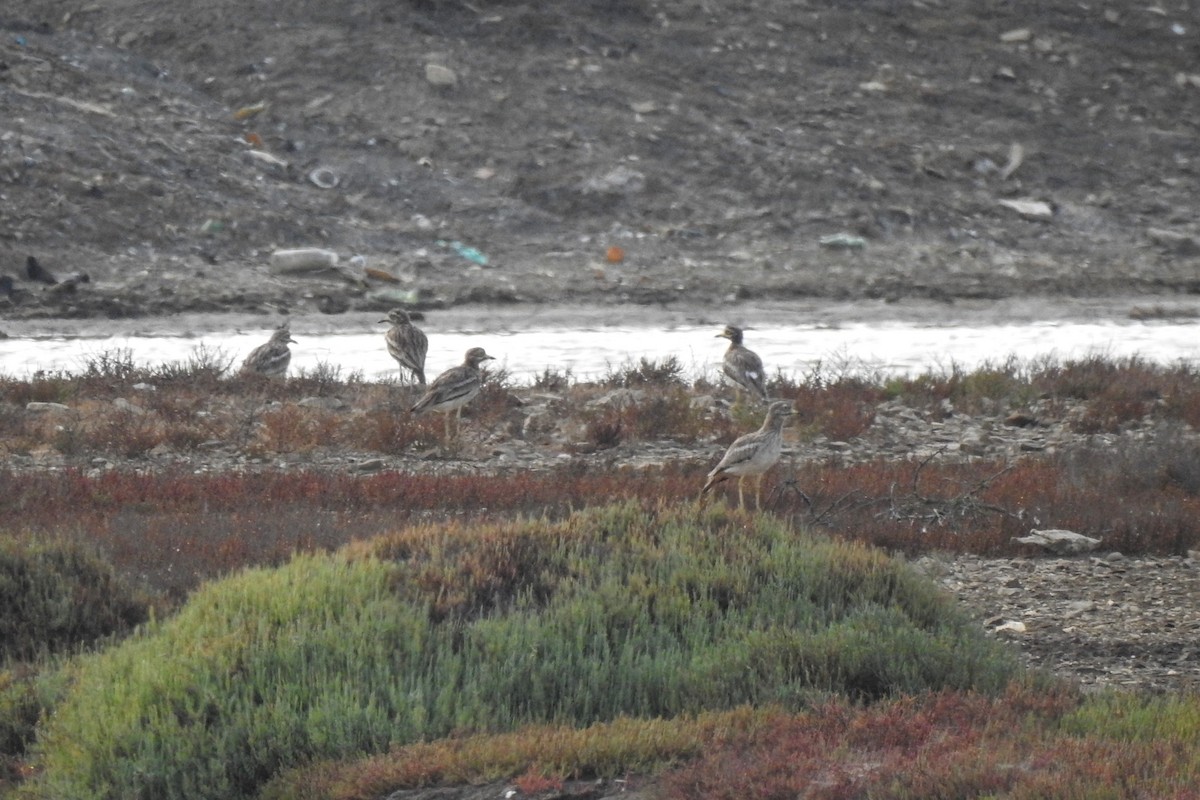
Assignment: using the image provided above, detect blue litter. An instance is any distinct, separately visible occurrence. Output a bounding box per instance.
[438,239,489,266]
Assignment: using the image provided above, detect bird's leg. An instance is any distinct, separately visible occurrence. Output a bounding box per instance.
[755,474,764,510]
[737,476,746,509]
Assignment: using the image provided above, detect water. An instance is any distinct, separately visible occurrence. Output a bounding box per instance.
[1,299,1197,383]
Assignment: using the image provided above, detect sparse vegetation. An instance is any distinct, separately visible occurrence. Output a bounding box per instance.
[3,354,1200,798]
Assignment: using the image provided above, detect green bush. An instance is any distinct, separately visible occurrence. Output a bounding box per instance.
[0,536,152,662]
[27,503,1022,800]
[1064,692,1200,742]
[1,663,71,777]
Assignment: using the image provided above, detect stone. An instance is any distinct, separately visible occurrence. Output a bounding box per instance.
[424,63,458,87]
[1014,529,1103,555]
[26,401,70,412]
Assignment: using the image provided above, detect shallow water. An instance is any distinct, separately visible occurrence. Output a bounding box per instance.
[2,298,1197,383]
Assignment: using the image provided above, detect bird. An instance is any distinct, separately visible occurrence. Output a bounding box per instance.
[410,346,495,440]
[701,400,793,509]
[25,255,58,285]
[380,308,428,385]
[239,323,295,378]
[717,324,768,403]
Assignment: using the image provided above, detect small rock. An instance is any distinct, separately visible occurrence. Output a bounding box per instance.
[582,165,646,196]
[522,409,558,439]
[1146,227,1200,256]
[999,28,1032,43]
[298,396,348,411]
[589,388,646,409]
[112,398,144,415]
[26,401,70,413]
[424,63,458,87]
[1064,600,1096,617]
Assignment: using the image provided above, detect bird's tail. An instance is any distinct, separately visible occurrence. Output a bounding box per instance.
[700,472,725,496]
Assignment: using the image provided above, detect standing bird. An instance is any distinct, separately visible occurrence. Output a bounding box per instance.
[380,308,428,385]
[717,324,768,403]
[239,323,295,378]
[410,346,495,440]
[701,400,793,509]
[25,255,58,286]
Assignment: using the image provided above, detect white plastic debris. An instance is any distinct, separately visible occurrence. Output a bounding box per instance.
[307,166,339,189]
[269,248,340,274]
[819,232,868,249]
[243,150,289,169]
[998,198,1053,219]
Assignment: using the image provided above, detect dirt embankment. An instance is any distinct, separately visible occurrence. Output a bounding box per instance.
[2,0,1200,323]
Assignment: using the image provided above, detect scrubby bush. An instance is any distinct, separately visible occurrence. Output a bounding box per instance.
[26,503,1021,800]
[0,535,153,662]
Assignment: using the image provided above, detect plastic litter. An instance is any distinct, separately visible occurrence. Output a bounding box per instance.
[308,166,339,189]
[244,150,289,170]
[269,248,339,274]
[818,233,867,250]
[438,239,489,266]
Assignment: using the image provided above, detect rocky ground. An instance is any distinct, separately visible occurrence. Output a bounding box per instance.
[3,0,1200,708]
[2,0,1200,321]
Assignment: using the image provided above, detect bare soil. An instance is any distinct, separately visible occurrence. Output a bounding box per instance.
[3,0,1200,322]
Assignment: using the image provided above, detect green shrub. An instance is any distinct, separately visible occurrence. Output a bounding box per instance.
[1,663,71,778]
[1064,692,1200,742]
[0,536,152,662]
[27,503,1021,800]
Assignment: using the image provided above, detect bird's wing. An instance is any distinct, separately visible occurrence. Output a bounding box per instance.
[710,431,766,474]
[725,348,767,394]
[411,366,476,412]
